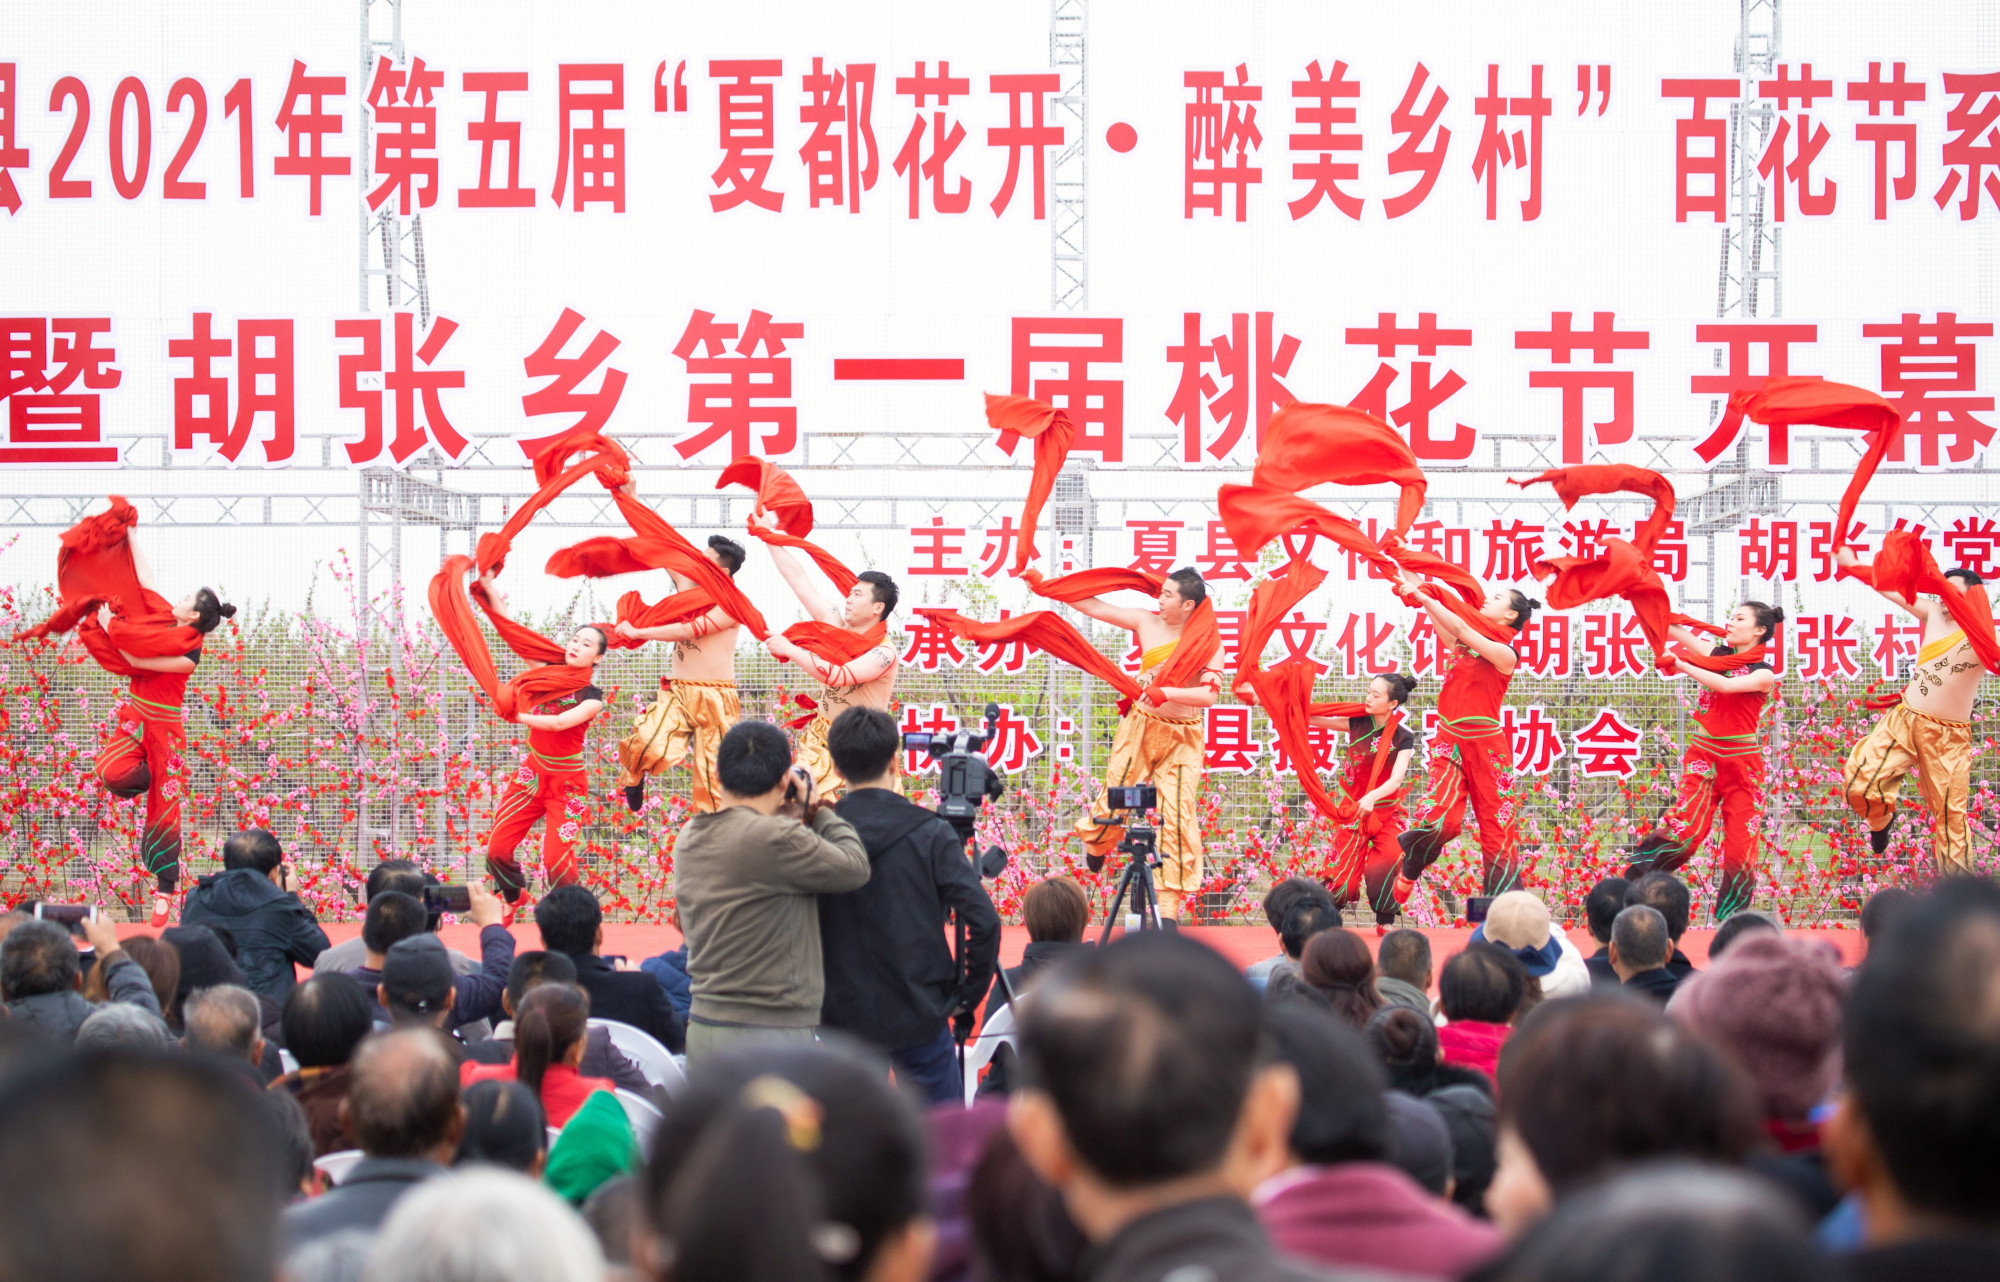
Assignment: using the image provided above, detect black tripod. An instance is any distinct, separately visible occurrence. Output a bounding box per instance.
[949,832,1011,1093]
[1097,825,1166,945]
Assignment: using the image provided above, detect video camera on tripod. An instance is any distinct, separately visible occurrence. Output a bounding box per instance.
[903,701,1008,863]
[1095,782,1170,941]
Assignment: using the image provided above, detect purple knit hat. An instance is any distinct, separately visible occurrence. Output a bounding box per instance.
[1672,932,1847,1120]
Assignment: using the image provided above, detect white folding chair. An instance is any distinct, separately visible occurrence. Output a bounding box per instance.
[614,1087,663,1152]
[279,1049,299,1075]
[546,1126,563,1149]
[960,1001,1018,1107]
[313,1149,364,1185]
[590,1018,687,1096]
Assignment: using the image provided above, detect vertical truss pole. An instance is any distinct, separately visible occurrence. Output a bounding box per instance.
[1050,0,1088,312]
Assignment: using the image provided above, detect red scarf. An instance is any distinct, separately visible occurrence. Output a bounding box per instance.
[18,498,204,674]
[1250,402,1428,536]
[428,555,595,722]
[1711,377,1902,553]
[928,608,1140,703]
[1511,465,1679,661]
[1024,567,1222,704]
[1848,531,2000,675]
[985,394,1077,576]
[1218,484,1402,582]
[475,428,630,577]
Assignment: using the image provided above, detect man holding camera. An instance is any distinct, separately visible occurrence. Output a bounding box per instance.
[180,829,330,1002]
[671,719,871,1064]
[1067,567,1223,924]
[818,707,1001,1104]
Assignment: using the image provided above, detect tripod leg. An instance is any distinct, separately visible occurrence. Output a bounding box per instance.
[1134,860,1161,931]
[1099,860,1140,946]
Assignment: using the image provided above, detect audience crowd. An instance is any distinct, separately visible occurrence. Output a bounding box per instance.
[0,708,1995,1282]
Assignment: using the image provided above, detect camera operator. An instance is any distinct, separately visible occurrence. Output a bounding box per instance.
[672,719,870,1065]
[819,707,1001,1105]
[180,828,331,1002]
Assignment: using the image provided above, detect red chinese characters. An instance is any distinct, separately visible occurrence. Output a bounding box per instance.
[1661,77,1737,223]
[1861,312,1995,467]
[1579,612,1648,679]
[901,611,968,672]
[1507,706,1566,776]
[1942,516,2000,577]
[1482,519,1546,581]
[1934,72,2000,220]
[336,312,469,466]
[1872,612,1922,678]
[907,516,969,577]
[1196,521,1254,581]
[711,60,784,212]
[274,60,350,216]
[978,516,1029,577]
[1335,613,1400,678]
[553,65,624,212]
[1288,59,1361,220]
[0,64,28,215]
[1689,322,1820,465]
[0,317,121,466]
[1515,311,1650,464]
[1385,64,1450,217]
[1471,64,1549,220]
[988,73,1062,218]
[522,309,629,455]
[1791,613,1862,680]
[168,314,294,465]
[1011,318,1122,460]
[800,59,877,212]
[364,55,443,215]
[1347,312,1475,461]
[1185,65,1263,221]
[1515,613,1571,678]
[1847,62,1925,220]
[459,72,534,208]
[892,61,971,218]
[1166,311,1300,462]
[673,308,804,459]
[1739,518,1800,582]
[972,611,1035,675]
[1755,64,1836,221]
[1571,708,1643,778]
[1127,520,1183,575]
[1204,706,1264,773]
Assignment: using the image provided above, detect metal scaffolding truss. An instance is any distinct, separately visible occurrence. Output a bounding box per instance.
[358,0,432,326]
[1718,0,1782,325]
[1049,0,1088,312]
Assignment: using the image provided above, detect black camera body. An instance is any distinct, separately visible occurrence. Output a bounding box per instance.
[904,702,1007,841]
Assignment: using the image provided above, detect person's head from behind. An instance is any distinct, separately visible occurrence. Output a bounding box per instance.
[1829,877,2000,1237]
[845,569,899,628]
[535,884,604,958]
[583,1175,644,1271]
[366,1167,604,1282]
[1475,1161,1820,1282]
[1427,1084,1499,1216]
[1623,871,1691,944]
[0,1050,286,1282]
[1438,942,1527,1026]
[514,983,592,1102]
[366,857,427,903]
[343,1028,465,1162]
[0,920,79,1002]
[76,1003,176,1052]
[827,706,899,788]
[1265,999,1389,1170]
[1376,927,1432,990]
[1610,905,1671,979]
[159,926,244,1027]
[221,829,284,879]
[716,719,794,804]
[182,984,265,1064]
[706,535,746,578]
[1486,994,1760,1238]
[1278,891,1340,961]
[1671,932,1845,1123]
[380,934,458,1028]
[1584,875,1629,946]
[1008,932,1295,1232]
[1300,928,1382,1030]
[503,949,580,1018]
[1021,877,1090,945]
[1157,567,1207,624]
[282,973,374,1070]
[1707,910,1780,961]
[457,1079,549,1175]
[1859,885,1916,941]
[1260,876,1321,940]
[116,935,181,1011]
[641,1041,932,1282]
[362,890,429,960]
[1366,1005,1443,1095]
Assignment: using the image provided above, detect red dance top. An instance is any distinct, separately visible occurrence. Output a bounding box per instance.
[129,645,202,717]
[1692,645,1772,757]
[1342,717,1416,797]
[525,683,604,776]
[1436,641,1514,743]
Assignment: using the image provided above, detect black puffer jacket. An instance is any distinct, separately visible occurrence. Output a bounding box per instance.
[180,868,330,1001]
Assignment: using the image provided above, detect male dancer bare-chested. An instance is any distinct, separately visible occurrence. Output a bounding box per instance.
[1838,546,1990,873]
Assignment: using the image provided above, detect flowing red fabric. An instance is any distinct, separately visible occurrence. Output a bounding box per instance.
[476,432,630,576]
[1250,402,1428,537]
[1711,377,1903,553]
[1022,567,1221,698]
[984,393,1077,575]
[1406,582,1521,645]
[1239,660,1354,825]
[608,489,771,639]
[716,455,815,537]
[427,555,593,722]
[929,609,1141,703]
[1848,531,2000,674]
[1218,484,1403,581]
[785,620,889,664]
[1234,558,1329,680]
[17,497,155,640]
[1511,465,1680,659]
[1512,465,1678,553]
[1666,642,1772,675]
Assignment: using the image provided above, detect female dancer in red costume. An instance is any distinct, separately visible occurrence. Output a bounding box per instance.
[1625,602,1782,919]
[472,570,609,911]
[74,529,235,926]
[1310,672,1418,928]
[1392,576,1541,912]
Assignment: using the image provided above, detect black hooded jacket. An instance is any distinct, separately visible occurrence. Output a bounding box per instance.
[180,869,330,1002]
[819,787,1001,1052]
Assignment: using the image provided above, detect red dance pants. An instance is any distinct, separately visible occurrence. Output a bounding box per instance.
[485,765,586,897]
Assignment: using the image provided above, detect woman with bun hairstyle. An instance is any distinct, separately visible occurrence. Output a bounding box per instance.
[1626,602,1783,919]
[1310,673,1419,928]
[1391,578,1542,913]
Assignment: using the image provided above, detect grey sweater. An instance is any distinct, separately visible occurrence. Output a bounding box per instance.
[674,805,870,1028]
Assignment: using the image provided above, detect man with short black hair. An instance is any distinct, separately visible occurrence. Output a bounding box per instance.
[672,719,870,1063]
[759,508,904,800]
[1266,894,1342,991]
[377,935,459,1030]
[1583,875,1629,985]
[313,858,480,977]
[1609,904,1678,1003]
[1622,871,1697,979]
[284,1028,465,1248]
[181,828,331,1001]
[456,950,651,1091]
[0,1050,289,1282]
[819,706,1001,1104]
[1249,878,1325,990]
[1826,877,2000,1278]
[535,884,685,1053]
[1,915,163,1041]
[613,515,752,814]
[184,982,266,1066]
[1374,929,1433,1016]
[350,886,512,1032]
[1008,931,1361,1282]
